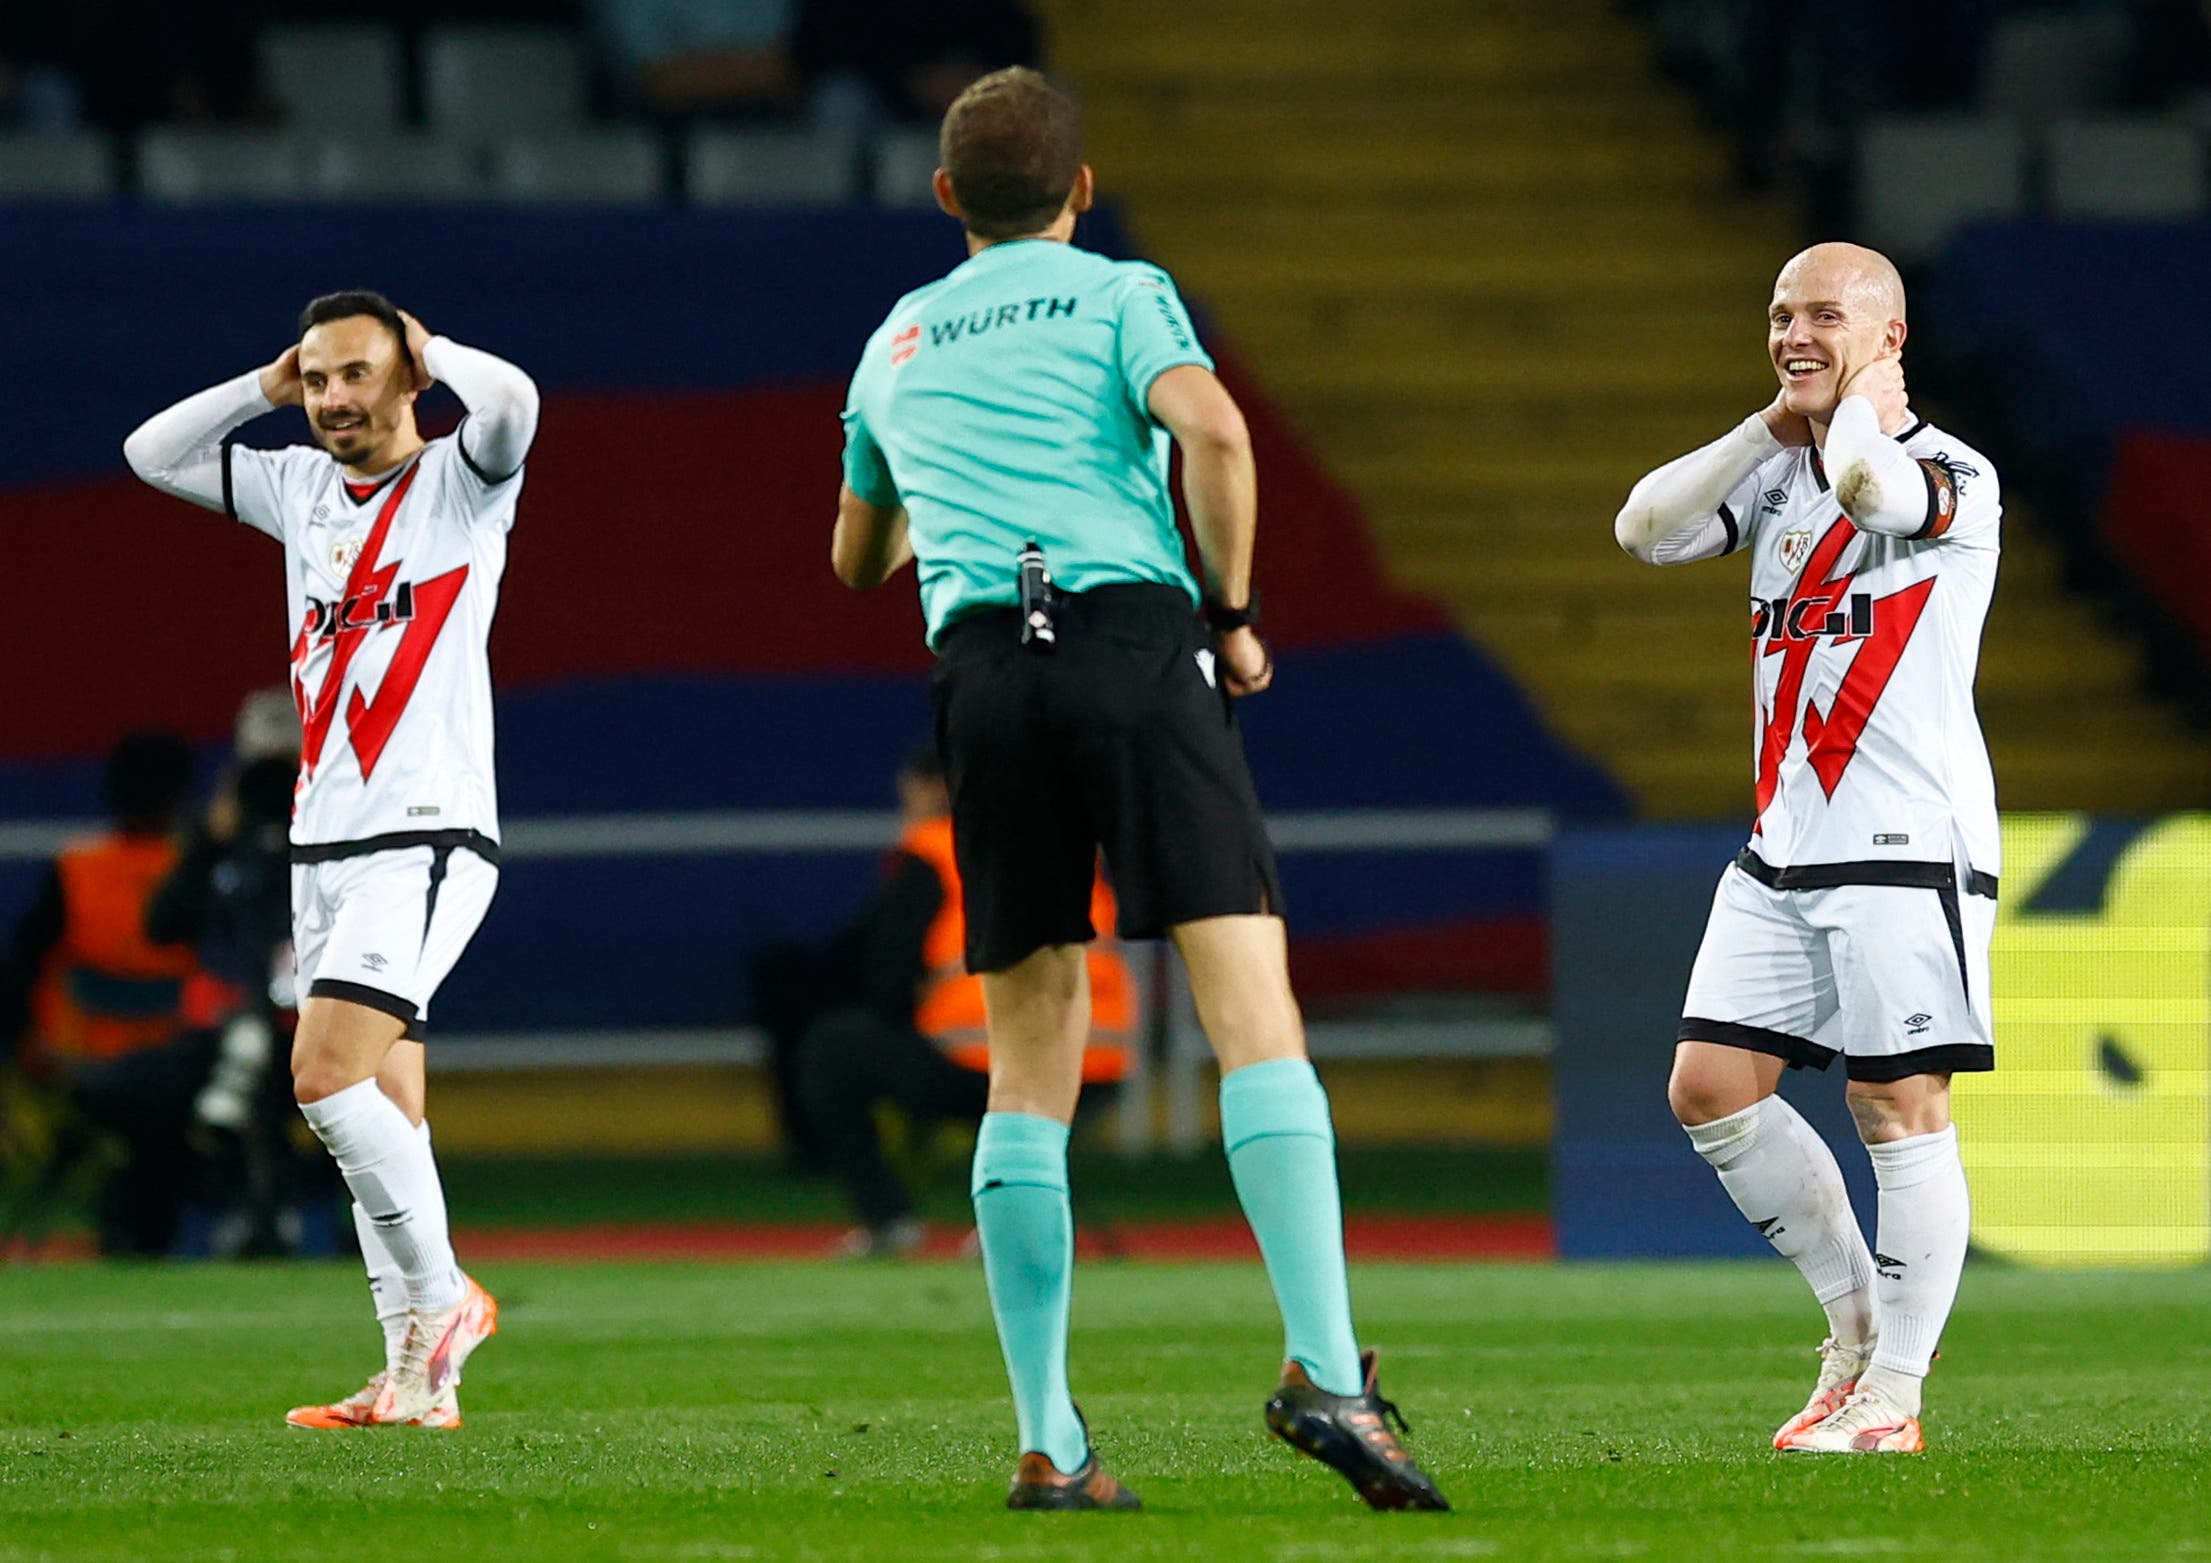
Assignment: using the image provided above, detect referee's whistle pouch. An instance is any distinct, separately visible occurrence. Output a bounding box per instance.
[1017,540,1057,651]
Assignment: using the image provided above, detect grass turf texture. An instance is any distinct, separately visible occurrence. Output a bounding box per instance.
[2,1262,2203,1561]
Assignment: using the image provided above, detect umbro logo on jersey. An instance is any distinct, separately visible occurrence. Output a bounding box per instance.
[313,504,332,522]
[1779,527,1814,573]
[1760,488,1787,515]
[360,953,389,972]
[1905,1012,1933,1036]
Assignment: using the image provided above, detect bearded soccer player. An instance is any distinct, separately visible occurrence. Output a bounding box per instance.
[1615,243,1999,1454]
[124,291,538,1429]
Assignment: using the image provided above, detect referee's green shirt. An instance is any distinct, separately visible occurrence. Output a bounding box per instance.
[841,238,1215,647]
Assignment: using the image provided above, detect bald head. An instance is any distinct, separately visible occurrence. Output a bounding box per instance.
[1767,242,1909,425]
[1777,242,1906,323]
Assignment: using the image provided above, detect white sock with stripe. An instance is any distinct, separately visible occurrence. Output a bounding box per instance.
[1685,1097,1879,1345]
[353,1201,409,1375]
[1859,1126,1971,1418]
[300,1079,466,1315]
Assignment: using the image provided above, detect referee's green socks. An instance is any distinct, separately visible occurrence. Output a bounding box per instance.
[971,1111,1088,1473]
[1221,1058,1364,1396]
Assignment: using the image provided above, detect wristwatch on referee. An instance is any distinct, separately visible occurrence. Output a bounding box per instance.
[1202,592,1260,633]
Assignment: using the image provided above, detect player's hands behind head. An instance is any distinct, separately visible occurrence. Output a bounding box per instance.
[1217,624,1273,698]
[398,310,436,393]
[1759,387,1813,448]
[1838,355,1910,434]
[260,345,304,408]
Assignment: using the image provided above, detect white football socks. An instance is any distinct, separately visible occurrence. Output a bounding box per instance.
[1860,1125,1971,1416]
[1685,1097,1879,1346]
[352,1201,409,1374]
[301,1079,467,1315]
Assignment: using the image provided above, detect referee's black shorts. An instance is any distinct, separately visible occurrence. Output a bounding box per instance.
[931,582,1283,974]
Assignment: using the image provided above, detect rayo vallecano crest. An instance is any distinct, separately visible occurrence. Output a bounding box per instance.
[1778,527,1814,574]
[331,536,365,571]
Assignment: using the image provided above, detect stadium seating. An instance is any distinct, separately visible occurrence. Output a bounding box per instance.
[309,137,482,203]
[870,128,942,209]
[1857,116,2029,266]
[688,128,860,208]
[258,23,406,129]
[2046,120,2206,221]
[1979,10,2131,117]
[422,26,589,139]
[491,131,664,205]
[0,135,115,200]
[137,132,310,203]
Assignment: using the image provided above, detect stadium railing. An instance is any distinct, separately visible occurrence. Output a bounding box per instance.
[0,807,1556,1156]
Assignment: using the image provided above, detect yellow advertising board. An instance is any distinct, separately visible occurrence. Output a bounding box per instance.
[1957,814,2211,1265]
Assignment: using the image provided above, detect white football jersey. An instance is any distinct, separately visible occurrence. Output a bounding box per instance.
[226,433,518,849]
[1716,419,2001,877]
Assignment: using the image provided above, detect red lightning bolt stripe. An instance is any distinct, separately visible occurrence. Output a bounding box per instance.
[298,462,422,783]
[1755,519,1857,818]
[1754,516,1942,816]
[345,564,470,779]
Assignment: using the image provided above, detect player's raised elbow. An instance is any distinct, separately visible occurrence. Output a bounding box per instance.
[1612,500,1664,565]
[121,422,164,484]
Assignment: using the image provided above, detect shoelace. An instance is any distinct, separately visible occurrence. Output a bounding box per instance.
[1367,1389,1412,1439]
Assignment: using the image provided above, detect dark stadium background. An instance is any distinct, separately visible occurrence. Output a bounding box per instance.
[2,0,2205,1292]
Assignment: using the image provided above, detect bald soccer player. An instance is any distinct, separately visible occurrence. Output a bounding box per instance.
[1614,244,2001,1454]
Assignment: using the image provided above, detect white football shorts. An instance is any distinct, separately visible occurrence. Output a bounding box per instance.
[292,842,499,1038]
[1678,851,1996,1081]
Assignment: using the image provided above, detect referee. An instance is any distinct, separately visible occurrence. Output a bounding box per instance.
[832,67,1447,1514]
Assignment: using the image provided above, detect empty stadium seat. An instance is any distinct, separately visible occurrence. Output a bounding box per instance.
[0,135,116,199]
[2047,119,2206,222]
[871,128,940,208]
[491,131,663,205]
[424,26,587,139]
[259,24,404,128]
[138,131,308,203]
[688,128,859,207]
[1981,12,2130,117]
[310,138,482,203]
[1857,116,2026,265]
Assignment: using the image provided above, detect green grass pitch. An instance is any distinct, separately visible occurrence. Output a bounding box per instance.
[3,1259,2204,1561]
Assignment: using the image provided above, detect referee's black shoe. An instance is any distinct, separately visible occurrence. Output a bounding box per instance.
[1265,1350,1451,1511]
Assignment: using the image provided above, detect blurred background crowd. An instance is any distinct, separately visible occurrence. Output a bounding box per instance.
[3,0,2206,1269]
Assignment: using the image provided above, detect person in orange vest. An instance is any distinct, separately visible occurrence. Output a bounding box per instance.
[0,731,200,1253]
[795,744,1133,1258]
[2,732,199,1079]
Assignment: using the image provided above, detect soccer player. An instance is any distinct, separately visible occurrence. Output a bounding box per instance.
[1615,244,2000,1454]
[123,291,539,1429]
[832,67,1447,1511]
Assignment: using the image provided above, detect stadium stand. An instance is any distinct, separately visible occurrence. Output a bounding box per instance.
[422,25,591,139]
[257,24,406,129]
[0,133,112,198]
[687,127,858,206]
[0,202,1616,1054]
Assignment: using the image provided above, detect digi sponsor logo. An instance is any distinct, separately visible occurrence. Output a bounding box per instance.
[890,324,920,368]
